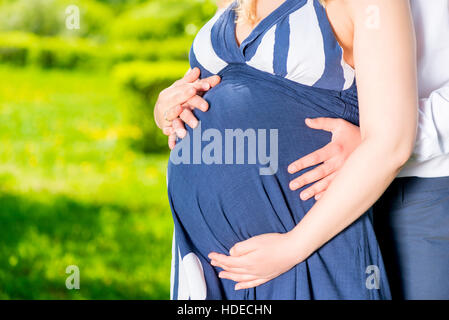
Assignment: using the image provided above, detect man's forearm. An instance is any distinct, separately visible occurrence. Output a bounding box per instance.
[287,138,410,263]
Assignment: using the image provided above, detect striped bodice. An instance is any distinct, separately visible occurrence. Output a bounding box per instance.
[189,0,355,91]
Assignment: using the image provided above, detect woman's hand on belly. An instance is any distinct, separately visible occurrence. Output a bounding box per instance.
[154,67,221,149]
[208,232,303,290]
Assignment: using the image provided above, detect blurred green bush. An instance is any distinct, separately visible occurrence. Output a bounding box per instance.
[0,0,221,299]
[0,0,217,153]
[108,0,217,40]
[0,31,192,69]
[0,64,174,299]
[113,60,190,152]
[0,32,98,68]
[0,0,114,38]
[0,0,217,39]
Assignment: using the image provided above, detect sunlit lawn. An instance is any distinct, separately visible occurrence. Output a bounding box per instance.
[0,65,173,299]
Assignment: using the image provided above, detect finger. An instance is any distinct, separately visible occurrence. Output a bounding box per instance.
[175,67,201,85]
[305,117,342,132]
[289,161,335,191]
[165,105,183,122]
[208,252,247,269]
[229,241,256,257]
[195,76,221,98]
[184,95,209,112]
[219,272,258,282]
[167,84,199,107]
[288,143,338,174]
[168,133,177,150]
[212,262,249,274]
[192,81,211,91]
[235,279,268,290]
[179,108,199,129]
[162,126,174,136]
[300,172,337,201]
[201,75,221,88]
[172,118,187,139]
[315,191,325,201]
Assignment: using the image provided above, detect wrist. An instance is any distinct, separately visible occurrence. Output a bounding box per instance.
[284,229,310,265]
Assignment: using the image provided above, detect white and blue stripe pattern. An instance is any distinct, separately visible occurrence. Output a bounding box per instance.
[189,0,355,91]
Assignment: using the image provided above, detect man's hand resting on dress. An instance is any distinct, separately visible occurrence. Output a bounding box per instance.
[288,118,362,201]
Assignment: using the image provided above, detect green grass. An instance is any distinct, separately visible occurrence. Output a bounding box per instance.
[0,65,173,299]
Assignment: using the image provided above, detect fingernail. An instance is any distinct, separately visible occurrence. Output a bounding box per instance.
[176,129,186,138]
[191,119,199,128]
[290,182,299,190]
[202,83,210,90]
[235,284,241,291]
[288,165,296,173]
[218,272,224,278]
[315,194,322,200]
[300,192,310,200]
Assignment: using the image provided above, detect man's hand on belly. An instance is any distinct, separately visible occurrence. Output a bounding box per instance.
[288,118,361,201]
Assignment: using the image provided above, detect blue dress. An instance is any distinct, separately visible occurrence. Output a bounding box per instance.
[168,0,391,300]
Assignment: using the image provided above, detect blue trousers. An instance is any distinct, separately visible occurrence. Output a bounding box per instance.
[374,176,449,300]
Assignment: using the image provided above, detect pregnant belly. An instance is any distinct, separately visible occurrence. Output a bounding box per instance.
[167,67,347,249]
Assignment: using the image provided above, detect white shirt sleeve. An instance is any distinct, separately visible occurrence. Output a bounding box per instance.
[413,84,449,162]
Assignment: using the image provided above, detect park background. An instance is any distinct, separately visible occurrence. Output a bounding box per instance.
[0,0,218,299]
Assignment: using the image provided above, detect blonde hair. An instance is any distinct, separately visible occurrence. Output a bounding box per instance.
[236,0,259,25]
[220,0,326,26]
